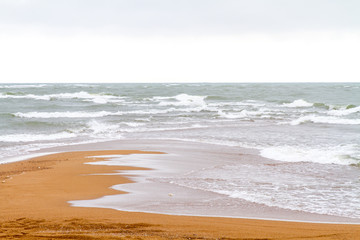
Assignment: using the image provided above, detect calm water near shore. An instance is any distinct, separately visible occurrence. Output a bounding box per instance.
[0,83,359,221]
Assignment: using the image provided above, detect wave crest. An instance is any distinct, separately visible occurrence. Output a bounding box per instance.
[290,115,360,125]
[0,84,47,89]
[156,94,207,107]
[260,145,359,165]
[327,105,360,116]
[14,111,121,118]
[0,91,125,104]
[283,99,313,108]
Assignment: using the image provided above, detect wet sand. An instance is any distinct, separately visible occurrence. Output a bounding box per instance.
[0,150,359,239]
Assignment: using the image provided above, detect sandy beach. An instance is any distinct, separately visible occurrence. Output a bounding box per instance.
[1,0,360,238]
[0,150,358,239]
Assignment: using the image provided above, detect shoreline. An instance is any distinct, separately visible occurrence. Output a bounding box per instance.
[0,149,359,239]
[64,140,360,224]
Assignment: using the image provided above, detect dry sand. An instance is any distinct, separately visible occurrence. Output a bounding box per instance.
[0,150,359,239]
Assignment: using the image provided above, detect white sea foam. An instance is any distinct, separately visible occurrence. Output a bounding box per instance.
[87,120,119,134]
[13,108,184,119]
[344,85,359,89]
[0,84,47,89]
[157,94,207,107]
[283,99,313,108]
[213,177,360,218]
[153,154,360,219]
[47,91,124,104]
[217,110,248,119]
[72,84,98,87]
[0,132,76,142]
[217,108,277,119]
[290,115,360,125]
[14,111,123,118]
[260,145,359,165]
[327,106,360,116]
[117,124,207,133]
[0,91,124,104]
[122,122,146,127]
[209,101,266,108]
[0,93,52,100]
[127,109,177,115]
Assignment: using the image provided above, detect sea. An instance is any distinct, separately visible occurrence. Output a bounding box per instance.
[0,83,359,222]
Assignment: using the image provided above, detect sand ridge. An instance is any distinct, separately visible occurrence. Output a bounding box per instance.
[0,150,359,239]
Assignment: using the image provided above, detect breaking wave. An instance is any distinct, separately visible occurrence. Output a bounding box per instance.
[14,111,123,118]
[0,91,125,104]
[0,84,47,89]
[327,105,360,116]
[260,144,360,165]
[290,115,360,125]
[283,99,313,108]
[87,120,120,135]
[155,94,207,107]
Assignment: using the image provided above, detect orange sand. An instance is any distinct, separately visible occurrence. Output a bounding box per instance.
[0,150,359,239]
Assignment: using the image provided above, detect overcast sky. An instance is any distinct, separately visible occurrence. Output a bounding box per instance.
[0,0,359,83]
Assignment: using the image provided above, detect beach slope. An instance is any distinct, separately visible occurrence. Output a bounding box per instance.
[0,150,359,239]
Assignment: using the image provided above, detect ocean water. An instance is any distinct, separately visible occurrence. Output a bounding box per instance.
[1,83,359,221]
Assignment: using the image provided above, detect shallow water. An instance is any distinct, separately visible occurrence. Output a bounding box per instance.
[63,139,360,223]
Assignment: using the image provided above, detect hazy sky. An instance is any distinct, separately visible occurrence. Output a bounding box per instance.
[0,0,359,83]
